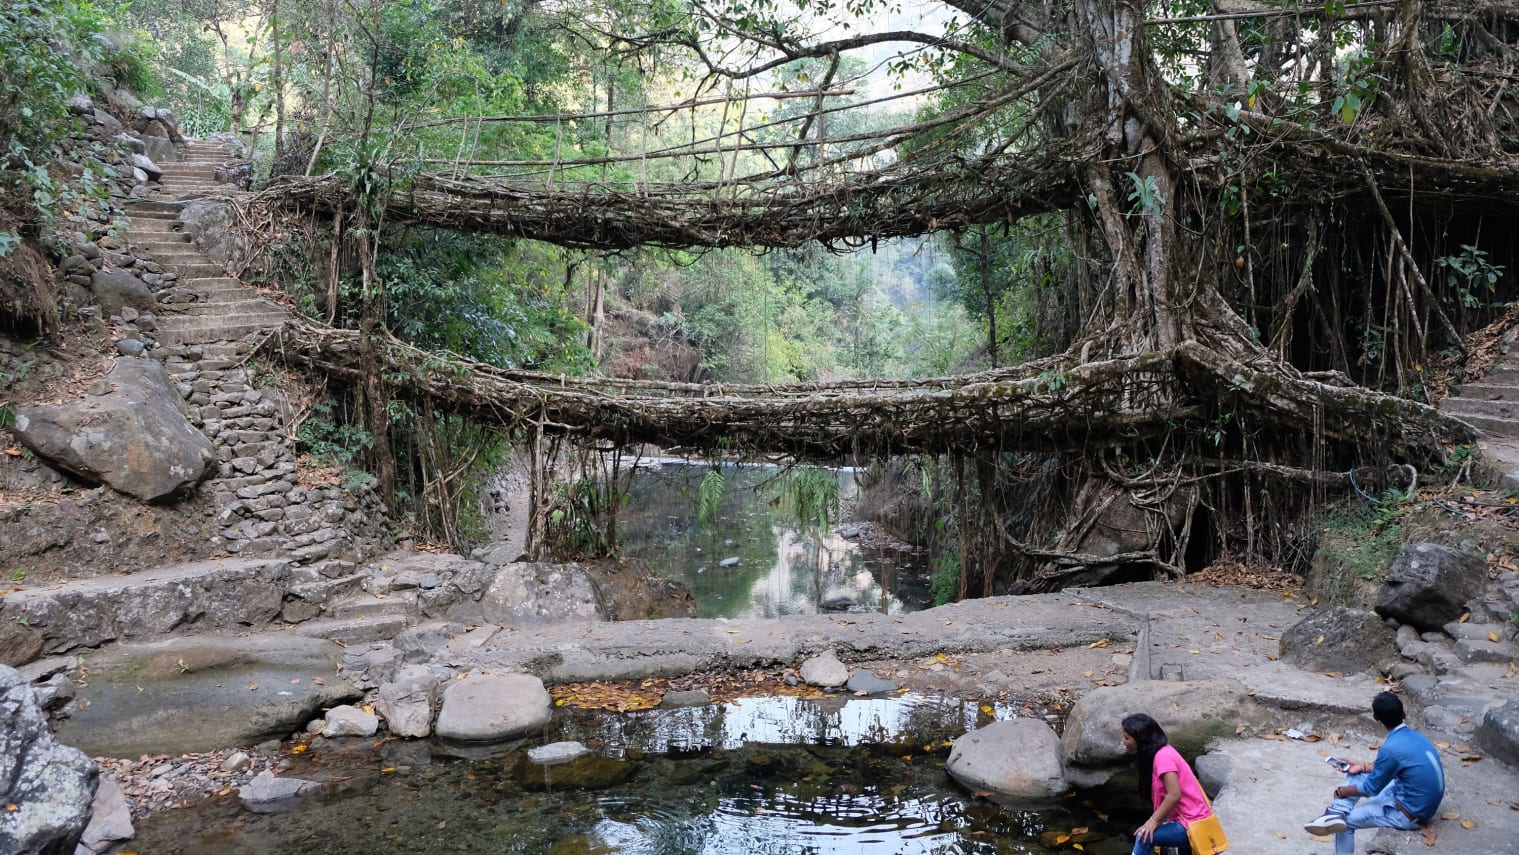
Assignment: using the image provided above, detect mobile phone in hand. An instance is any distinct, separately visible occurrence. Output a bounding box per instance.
[1325,757,1351,772]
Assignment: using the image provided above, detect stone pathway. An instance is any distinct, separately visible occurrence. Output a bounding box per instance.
[117,140,386,568]
[1440,327,1519,489]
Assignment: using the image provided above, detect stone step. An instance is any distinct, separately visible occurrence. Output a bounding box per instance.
[1441,397,1519,421]
[1443,410,1519,439]
[148,254,213,268]
[123,200,186,215]
[126,218,186,233]
[154,321,286,345]
[182,276,241,288]
[326,590,420,621]
[184,299,284,315]
[291,615,412,645]
[131,238,195,252]
[191,287,253,301]
[1477,368,1519,386]
[157,166,218,177]
[123,209,181,221]
[173,263,227,278]
[288,574,367,605]
[1451,383,1519,403]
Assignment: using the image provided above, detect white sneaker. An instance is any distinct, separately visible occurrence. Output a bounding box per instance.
[1304,813,1348,835]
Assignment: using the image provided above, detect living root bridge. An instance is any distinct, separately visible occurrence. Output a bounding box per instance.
[251,165,1076,250]
[259,319,1474,462]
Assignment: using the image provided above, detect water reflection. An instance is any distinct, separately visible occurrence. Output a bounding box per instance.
[618,462,930,618]
[129,696,1116,855]
[554,693,1021,755]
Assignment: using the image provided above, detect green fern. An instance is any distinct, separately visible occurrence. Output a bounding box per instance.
[775,466,840,535]
[697,468,725,525]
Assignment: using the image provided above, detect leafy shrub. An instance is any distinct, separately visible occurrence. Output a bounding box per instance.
[0,0,104,176]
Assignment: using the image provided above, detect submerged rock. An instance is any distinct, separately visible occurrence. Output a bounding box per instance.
[518,748,635,791]
[238,770,322,813]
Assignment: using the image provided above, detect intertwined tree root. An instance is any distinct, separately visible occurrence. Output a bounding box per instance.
[257,318,1472,466]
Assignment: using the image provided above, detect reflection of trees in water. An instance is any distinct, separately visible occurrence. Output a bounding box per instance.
[619,462,921,618]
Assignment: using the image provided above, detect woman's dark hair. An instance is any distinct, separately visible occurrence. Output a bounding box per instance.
[1122,713,1170,807]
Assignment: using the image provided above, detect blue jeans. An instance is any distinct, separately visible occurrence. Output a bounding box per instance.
[1130,820,1190,855]
[1325,772,1422,854]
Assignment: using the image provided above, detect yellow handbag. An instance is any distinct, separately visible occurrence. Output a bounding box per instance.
[1185,812,1229,854]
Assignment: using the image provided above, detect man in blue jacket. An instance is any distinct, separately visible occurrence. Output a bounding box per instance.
[1304,691,1446,853]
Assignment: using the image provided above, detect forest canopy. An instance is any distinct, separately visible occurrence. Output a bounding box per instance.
[4,0,1515,589]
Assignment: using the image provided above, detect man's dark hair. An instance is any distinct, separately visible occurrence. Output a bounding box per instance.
[1372,691,1405,729]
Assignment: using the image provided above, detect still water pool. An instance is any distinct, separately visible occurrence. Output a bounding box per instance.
[129,695,1129,854]
[617,462,932,618]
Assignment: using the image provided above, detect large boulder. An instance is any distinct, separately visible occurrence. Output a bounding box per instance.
[12,358,216,502]
[1062,680,1266,768]
[86,268,154,317]
[53,634,360,757]
[179,199,246,266]
[466,563,606,626]
[1474,699,1519,769]
[435,670,553,743]
[1375,543,1485,632]
[0,665,98,855]
[1279,606,1400,675]
[944,718,1067,801]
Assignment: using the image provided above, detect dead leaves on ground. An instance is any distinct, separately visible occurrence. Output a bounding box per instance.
[550,671,827,712]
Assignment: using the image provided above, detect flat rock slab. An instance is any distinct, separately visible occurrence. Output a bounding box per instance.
[56,634,360,757]
[454,591,1133,682]
[0,558,291,661]
[1207,727,1519,854]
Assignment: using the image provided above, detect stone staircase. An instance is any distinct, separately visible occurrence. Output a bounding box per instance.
[1439,329,1519,485]
[111,141,387,568]
[122,141,289,348]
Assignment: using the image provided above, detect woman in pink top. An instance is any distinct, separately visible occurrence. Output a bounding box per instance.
[1122,713,1215,854]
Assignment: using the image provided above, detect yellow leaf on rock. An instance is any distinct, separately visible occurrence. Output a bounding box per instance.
[1442,812,1461,820]
[1489,631,1501,642]
[1460,819,1476,829]
[291,744,308,754]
